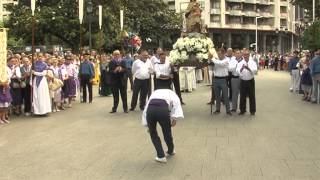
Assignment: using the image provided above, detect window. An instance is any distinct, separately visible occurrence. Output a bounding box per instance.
[211,15,221,22]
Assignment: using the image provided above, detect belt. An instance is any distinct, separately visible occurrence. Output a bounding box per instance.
[231,75,239,78]
[149,99,168,107]
[214,76,227,79]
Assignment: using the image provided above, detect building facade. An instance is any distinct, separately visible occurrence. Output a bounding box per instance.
[0,0,18,22]
[174,0,304,54]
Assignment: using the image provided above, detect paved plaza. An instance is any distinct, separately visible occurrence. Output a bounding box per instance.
[0,70,320,180]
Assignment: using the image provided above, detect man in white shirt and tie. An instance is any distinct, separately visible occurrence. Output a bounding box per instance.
[228,50,242,112]
[226,48,236,101]
[130,50,153,111]
[212,49,232,115]
[236,49,258,115]
[142,89,184,163]
[154,52,172,89]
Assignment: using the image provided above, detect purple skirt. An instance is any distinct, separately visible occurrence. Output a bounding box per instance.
[0,86,12,104]
[63,77,77,98]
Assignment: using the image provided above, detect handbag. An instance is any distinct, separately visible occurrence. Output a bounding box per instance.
[49,78,64,91]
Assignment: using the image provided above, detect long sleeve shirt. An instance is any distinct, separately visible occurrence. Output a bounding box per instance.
[288,57,300,71]
[79,60,95,79]
[212,58,229,77]
[154,63,171,79]
[236,59,257,81]
[228,58,241,76]
[132,59,153,80]
[142,89,184,126]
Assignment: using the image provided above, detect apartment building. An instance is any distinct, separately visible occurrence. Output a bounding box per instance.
[174,0,303,53]
[0,0,18,22]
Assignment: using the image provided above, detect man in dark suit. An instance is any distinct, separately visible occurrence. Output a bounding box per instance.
[171,64,185,105]
[109,50,128,113]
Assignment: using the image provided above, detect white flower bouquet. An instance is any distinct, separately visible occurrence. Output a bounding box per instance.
[170,36,217,64]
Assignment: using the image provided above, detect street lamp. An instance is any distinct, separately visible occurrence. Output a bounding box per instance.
[291,21,300,52]
[255,16,263,53]
[313,0,315,22]
[87,0,93,51]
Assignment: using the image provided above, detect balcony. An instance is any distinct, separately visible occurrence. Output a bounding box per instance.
[210,22,222,28]
[258,0,270,5]
[226,0,243,3]
[243,11,257,17]
[242,24,257,29]
[243,0,255,3]
[259,25,273,30]
[211,8,221,14]
[229,23,242,28]
[280,13,288,18]
[260,12,273,17]
[228,9,242,16]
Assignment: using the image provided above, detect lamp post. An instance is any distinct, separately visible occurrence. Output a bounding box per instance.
[98,5,102,54]
[79,0,84,53]
[291,21,300,52]
[313,0,315,22]
[31,0,36,66]
[87,0,93,51]
[255,16,263,53]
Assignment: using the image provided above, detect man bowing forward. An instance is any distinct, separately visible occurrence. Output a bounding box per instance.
[142,89,184,163]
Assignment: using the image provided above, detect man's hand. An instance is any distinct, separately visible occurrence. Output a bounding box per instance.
[171,120,177,127]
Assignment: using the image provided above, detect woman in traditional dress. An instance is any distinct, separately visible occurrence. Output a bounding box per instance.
[93,57,100,85]
[61,55,77,108]
[49,58,64,112]
[32,56,52,115]
[8,57,22,115]
[0,66,12,124]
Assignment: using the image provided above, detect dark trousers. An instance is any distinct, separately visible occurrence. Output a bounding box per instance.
[147,105,174,158]
[210,77,215,103]
[127,69,133,90]
[155,79,171,90]
[131,79,149,110]
[111,85,128,111]
[172,72,183,103]
[21,84,31,113]
[81,74,93,103]
[227,72,232,101]
[239,79,256,113]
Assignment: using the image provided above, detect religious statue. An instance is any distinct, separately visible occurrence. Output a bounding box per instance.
[185,0,206,34]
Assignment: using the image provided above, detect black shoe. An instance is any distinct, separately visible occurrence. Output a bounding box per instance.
[140,108,144,111]
[250,112,255,116]
[109,110,116,113]
[181,102,186,105]
[124,110,129,113]
[238,112,245,115]
[89,101,92,103]
[129,108,135,111]
[230,109,236,112]
[214,110,220,114]
[207,101,213,105]
[227,111,232,116]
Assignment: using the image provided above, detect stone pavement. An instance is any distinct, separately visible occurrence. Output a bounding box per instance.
[0,70,320,180]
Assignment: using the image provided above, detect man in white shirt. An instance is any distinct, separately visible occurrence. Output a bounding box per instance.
[225,48,235,101]
[142,89,184,163]
[236,49,257,115]
[154,52,172,89]
[130,50,153,111]
[228,50,242,112]
[212,49,232,115]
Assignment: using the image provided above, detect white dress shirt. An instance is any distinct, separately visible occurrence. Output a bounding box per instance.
[142,89,184,126]
[212,58,229,77]
[154,62,171,79]
[228,58,241,76]
[132,59,153,80]
[236,59,257,80]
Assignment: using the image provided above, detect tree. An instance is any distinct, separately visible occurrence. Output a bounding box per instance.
[4,0,181,52]
[290,0,320,20]
[300,20,320,51]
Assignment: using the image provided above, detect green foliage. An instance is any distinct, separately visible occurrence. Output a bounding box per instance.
[301,20,320,51]
[291,0,320,19]
[5,0,181,52]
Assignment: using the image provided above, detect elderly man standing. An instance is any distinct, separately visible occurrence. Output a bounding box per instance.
[109,50,128,113]
[212,49,232,115]
[288,51,300,93]
[154,52,172,90]
[225,48,235,101]
[237,49,258,115]
[130,50,153,111]
[310,50,320,103]
[229,50,242,112]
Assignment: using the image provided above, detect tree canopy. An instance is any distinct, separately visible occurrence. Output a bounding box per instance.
[300,20,320,51]
[291,0,320,20]
[5,0,181,52]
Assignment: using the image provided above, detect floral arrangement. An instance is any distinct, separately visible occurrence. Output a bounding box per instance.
[169,36,217,64]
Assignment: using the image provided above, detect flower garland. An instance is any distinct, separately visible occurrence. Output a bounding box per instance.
[170,37,218,64]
